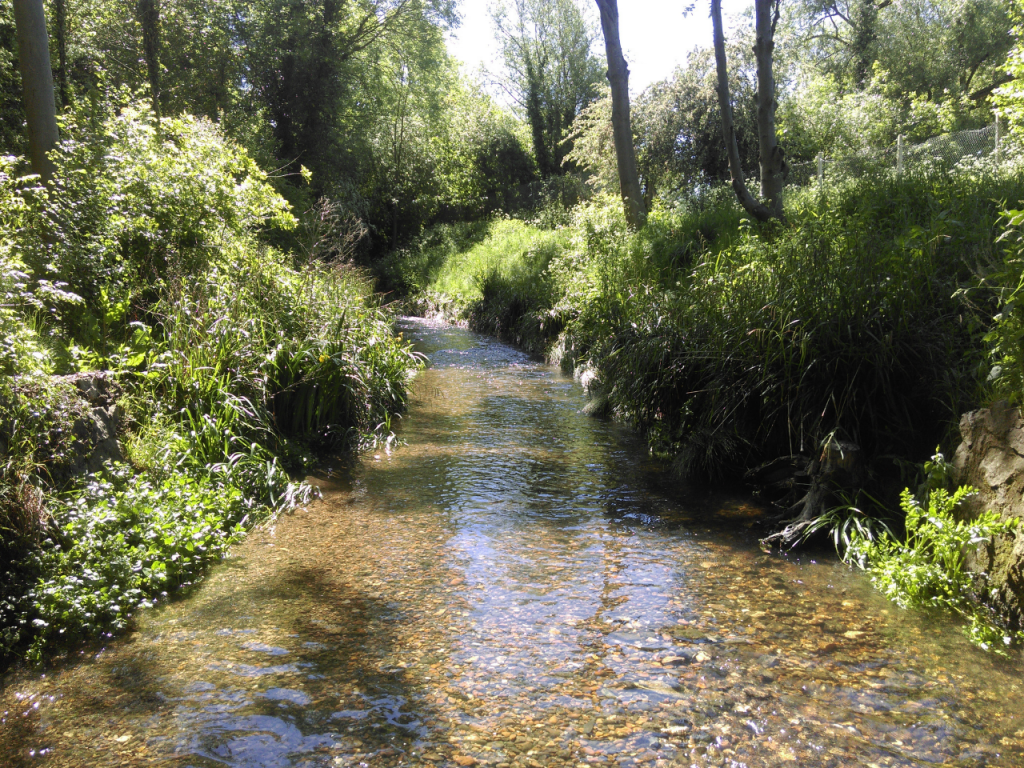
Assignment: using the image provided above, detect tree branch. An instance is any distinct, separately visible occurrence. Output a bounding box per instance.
[971,74,1013,103]
[337,0,414,61]
[711,0,772,223]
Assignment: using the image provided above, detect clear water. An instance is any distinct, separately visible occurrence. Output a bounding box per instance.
[2,317,1023,768]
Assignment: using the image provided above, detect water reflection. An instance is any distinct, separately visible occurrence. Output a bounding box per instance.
[1,316,1023,768]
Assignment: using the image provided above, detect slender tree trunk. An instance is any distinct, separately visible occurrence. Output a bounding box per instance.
[755,0,784,217]
[52,0,68,107]
[711,0,784,223]
[525,51,553,176]
[12,0,58,183]
[137,0,161,122]
[595,0,646,230]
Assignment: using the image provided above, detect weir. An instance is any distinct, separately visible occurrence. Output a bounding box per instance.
[1,317,1022,767]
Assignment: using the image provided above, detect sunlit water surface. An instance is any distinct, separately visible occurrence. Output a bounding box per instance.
[2,317,1024,768]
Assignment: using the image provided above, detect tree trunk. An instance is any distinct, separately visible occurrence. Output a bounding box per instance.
[711,0,784,223]
[52,0,68,107]
[137,0,161,122]
[754,0,784,218]
[595,0,646,230]
[850,0,878,87]
[525,51,554,177]
[12,0,58,183]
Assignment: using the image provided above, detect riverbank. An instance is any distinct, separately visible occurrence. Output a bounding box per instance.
[385,166,1024,489]
[0,102,421,668]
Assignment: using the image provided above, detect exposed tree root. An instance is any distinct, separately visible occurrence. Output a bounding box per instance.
[750,438,863,550]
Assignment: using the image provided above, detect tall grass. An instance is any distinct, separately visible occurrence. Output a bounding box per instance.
[390,157,1024,492]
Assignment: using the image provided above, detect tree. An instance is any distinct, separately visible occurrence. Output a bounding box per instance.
[158,0,244,120]
[137,0,161,121]
[491,0,603,176]
[12,0,57,182]
[994,10,1024,137]
[52,0,68,106]
[634,49,759,200]
[711,0,784,222]
[0,3,27,154]
[788,0,1012,102]
[568,46,761,209]
[241,0,456,198]
[435,79,536,214]
[594,0,644,229]
[776,0,1013,159]
[363,27,455,245]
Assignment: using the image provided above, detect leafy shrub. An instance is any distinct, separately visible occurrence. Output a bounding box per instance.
[0,155,59,378]
[847,467,1024,651]
[18,464,246,662]
[1,377,90,619]
[39,92,294,352]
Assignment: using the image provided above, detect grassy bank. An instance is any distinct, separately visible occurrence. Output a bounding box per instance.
[380,217,572,353]
[385,155,1024,523]
[1,96,420,666]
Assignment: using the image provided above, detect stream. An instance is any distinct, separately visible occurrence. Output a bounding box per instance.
[2,317,1024,768]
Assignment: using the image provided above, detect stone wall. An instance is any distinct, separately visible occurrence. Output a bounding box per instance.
[63,372,124,478]
[952,400,1024,632]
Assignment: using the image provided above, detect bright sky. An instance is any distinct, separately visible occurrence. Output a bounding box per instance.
[445,0,752,96]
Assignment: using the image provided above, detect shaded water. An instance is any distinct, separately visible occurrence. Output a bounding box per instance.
[2,317,1024,768]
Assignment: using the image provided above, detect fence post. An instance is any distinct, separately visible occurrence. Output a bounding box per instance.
[897,134,904,175]
[817,153,823,186]
[996,115,1003,165]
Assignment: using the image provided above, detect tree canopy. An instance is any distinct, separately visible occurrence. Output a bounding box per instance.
[0,0,1020,241]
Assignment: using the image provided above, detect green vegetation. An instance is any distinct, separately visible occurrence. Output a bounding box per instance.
[383,217,572,352]
[0,95,420,666]
[394,155,1023,476]
[19,466,246,663]
[5,0,1024,659]
[847,455,1024,652]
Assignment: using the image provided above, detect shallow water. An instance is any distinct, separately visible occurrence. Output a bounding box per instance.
[2,317,1024,768]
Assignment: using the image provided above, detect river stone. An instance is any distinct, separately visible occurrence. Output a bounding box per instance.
[952,400,1024,632]
[626,678,688,699]
[659,654,692,667]
[604,632,671,651]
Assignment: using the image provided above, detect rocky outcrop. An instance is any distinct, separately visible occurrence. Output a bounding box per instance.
[952,400,1024,632]
[66,372,124,477]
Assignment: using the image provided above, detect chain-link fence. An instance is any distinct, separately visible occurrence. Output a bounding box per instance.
[787,121,1007,187]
